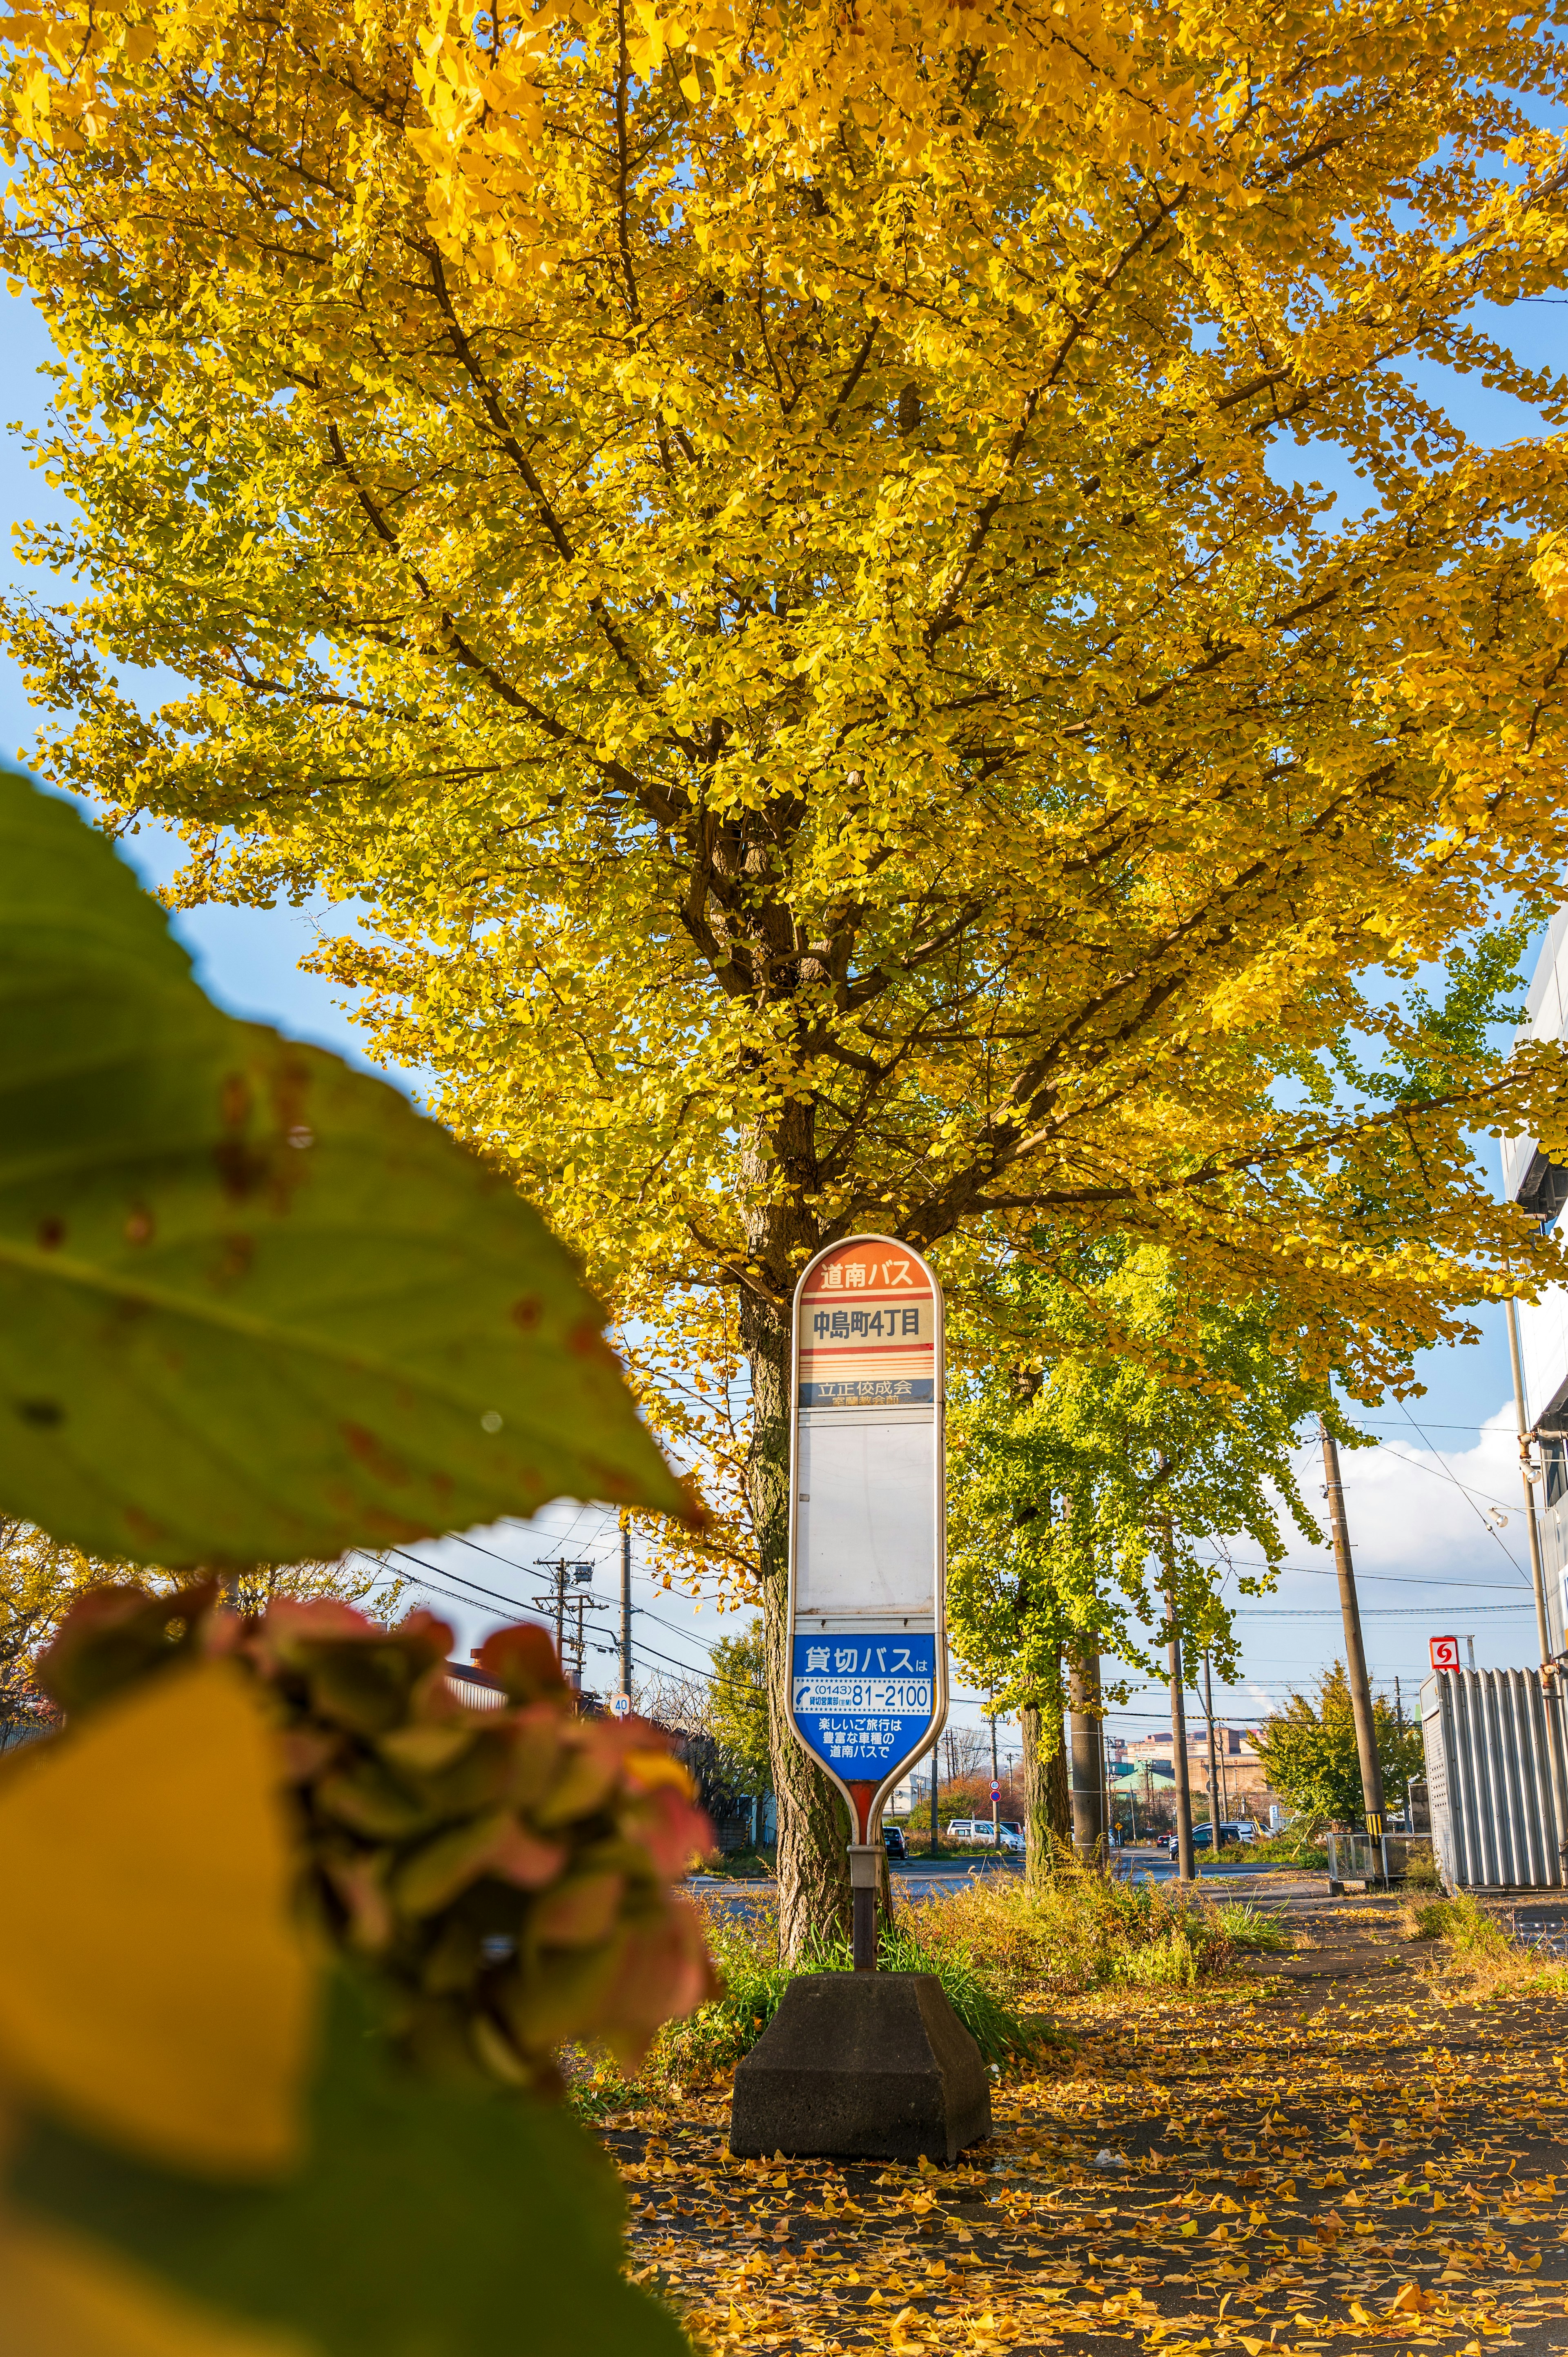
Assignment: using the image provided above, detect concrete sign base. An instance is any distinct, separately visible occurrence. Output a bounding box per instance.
[728,1973,991,2164]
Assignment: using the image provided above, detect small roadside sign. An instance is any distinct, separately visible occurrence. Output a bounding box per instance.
[610,1692,632,1718]
[1429,1636,1461,1672]
[990,1783,1000,1801]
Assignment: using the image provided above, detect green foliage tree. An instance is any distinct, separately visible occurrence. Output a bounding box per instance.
[706,1617,772,1802]
[1254,1663,1425,1831]
[947,1248,1330,1875]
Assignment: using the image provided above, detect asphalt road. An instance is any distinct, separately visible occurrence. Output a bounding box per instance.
[693,1844,1314,1911]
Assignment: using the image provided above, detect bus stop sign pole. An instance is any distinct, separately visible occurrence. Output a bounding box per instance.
[785,1235,949,1971]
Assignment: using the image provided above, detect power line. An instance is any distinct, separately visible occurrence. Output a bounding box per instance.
[1234,1602,1532,1618]
[1379,1405,1529,1579]
[1196,1554,1525,1593]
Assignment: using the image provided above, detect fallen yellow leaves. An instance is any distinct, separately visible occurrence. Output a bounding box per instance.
[612,1896,1568,2357]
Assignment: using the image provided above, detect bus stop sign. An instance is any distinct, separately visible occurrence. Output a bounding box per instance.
[786,1235,947,1845]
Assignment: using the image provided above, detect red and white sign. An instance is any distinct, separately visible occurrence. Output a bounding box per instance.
[1430,1635,1462,1672]
[797,1240,936,1409]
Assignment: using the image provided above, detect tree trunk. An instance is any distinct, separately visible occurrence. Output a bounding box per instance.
[1045,1721,1071,1846]
[1069,1650,1106,1866]
[1021,1696,1071,1885]
[741,1255,851,1961]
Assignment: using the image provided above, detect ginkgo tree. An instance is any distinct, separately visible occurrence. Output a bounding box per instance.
[3,0,1568,1949]
[947,1246,1332,1879]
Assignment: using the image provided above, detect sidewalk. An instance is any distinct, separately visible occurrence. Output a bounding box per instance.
[604,1890,1568,2355]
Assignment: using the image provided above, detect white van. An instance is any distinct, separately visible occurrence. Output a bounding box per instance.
[946,1818,1024,1853]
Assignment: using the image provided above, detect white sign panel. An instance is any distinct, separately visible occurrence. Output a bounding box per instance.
[786,1235,947,1840]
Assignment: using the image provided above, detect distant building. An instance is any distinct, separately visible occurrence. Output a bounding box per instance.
[1125,1724,1260,1764]
[445,1659,507,1712]
[1123,1723,1277,1820]
[1501,911,1568,1655]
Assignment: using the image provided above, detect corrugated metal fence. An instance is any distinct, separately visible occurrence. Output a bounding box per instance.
[1422,1667,1568,1891]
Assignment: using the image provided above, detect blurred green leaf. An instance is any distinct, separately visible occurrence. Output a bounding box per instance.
[0,769,686,1563]
[7,1973,688,2357]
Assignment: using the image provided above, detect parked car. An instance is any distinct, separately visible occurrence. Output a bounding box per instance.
[1191,1821,1254,1849]
[946,1817,1024,1853]
[883,1824,908,1859]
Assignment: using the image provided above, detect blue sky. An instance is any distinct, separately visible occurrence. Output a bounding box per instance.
[0,273,1556,1760]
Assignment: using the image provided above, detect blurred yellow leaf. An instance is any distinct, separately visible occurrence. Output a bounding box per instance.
[0,1662,312,2174]
[0,2206,308,2357]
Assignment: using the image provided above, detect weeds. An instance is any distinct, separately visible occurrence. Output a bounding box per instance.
[568,1867,1290,2116]
[908,1864,1289,1998]
[1399,1843,1441,1890]
[1404,1893,1509,1953]
[1398,1890,1568,2001]
[1225,1832,1330,1867]
[1212,1902,1293,1955]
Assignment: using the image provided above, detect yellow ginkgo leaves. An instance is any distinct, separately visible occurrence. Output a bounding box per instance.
[0,1661,313,2176]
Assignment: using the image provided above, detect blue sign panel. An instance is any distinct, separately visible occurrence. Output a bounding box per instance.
[791,1633,937,1780]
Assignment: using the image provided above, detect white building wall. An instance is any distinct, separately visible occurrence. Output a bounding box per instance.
[1519,1283,1568,1432]
[1503,911,1568,1654]
[1502,907,1568,1210]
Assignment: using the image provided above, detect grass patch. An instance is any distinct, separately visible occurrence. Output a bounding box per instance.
[568,1867,1291,2117]
[686,1847,775,1879]
[908,1865,1290,1998]
[1218,1833,1330,1867]
[1404,1893,1509,1953]
[1398,1890,1568,2000]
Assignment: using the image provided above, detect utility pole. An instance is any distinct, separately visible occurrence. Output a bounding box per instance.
[1202,1652,1223,1848]
[531,1559,595,1679]
[1319,1414,1386,1840]
[1507,1296,1554,1666]
[573,1592,586,1689]
[1167,1588,1196,1881]
[930,1741,940,1858]
[620,1519,633,1698]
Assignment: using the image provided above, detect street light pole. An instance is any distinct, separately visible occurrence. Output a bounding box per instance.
[1319,1413,1387,1841]
[990,1705,1001,1851]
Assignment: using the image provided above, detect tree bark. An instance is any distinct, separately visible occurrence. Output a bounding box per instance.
[1045,1725,1071,1848]
[1021,1694,1071,1884]
[741,1237,851,1960]
[1069,1650,1106,1866]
